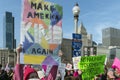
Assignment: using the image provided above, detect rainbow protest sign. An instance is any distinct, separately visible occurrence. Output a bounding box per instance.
[78,55,106,80]
[20,0,62,64]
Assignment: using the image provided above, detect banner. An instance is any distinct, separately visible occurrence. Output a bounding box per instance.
[78,55,106,80]
[20,0,62,64]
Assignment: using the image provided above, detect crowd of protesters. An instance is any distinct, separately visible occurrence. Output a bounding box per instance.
[63,66,120,80]
[0,44,120,80]
[0,63,120,80]
[0,64,14,80]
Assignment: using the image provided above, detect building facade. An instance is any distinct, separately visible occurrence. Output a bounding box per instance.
[78,22,93,56]
[61,38,72,63]
[61,23,93,63]
[102,27,120,46]
[3,12,16,49]
[0,49,16,67]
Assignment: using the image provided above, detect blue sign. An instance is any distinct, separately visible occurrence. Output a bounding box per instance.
[72,33,82,57]
[72,33,82,39]
[72,41,82,50]
[72,50,81,57]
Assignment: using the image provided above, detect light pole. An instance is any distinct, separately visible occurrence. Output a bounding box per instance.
[72,3,82,57]
[72,3,80,33]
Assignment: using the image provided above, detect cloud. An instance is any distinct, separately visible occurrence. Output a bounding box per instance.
[79,1,120,44]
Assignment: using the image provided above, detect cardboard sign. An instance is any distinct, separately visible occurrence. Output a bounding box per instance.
[72,56,81,69]
[78,55,106,80]
[112,57,120,70]
[20,0,62,64]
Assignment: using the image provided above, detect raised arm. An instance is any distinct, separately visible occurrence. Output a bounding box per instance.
[14,44,23,80]
[16,44,22,64]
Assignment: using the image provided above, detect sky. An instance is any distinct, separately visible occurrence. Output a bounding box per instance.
[0,0,120,47]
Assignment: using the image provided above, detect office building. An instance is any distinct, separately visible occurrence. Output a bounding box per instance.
[0,49,16,67]
[102,27,120,46]
[3,12,16,49]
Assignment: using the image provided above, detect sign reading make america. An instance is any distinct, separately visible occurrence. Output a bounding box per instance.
[20,0,62,64]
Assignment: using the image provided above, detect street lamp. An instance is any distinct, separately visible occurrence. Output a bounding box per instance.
[72,3,80,33]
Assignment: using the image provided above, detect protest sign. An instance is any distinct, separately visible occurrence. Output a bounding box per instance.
[57,63,66,80]
[112,57,120,70]
[20,0,62,64]
[42,55,58,79]
[78,55,106,80]
[72,56,81,69]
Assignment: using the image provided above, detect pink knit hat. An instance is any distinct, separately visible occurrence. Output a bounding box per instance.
[24,66,37,80]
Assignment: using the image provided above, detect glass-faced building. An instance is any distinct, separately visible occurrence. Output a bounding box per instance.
[102,27,120,46]
[3,12,16,49]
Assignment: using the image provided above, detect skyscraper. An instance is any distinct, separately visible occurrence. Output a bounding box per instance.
[3,12,16,49]
[102,27,120,46]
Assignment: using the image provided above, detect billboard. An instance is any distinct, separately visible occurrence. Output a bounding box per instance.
[20,0,62,64]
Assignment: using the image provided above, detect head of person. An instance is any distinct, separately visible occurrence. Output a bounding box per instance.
[24,65,39,80]
[107,68,115,80]
[78,69,82,75]
[114,68,120,78]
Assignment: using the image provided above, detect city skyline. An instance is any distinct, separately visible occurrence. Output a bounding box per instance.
[0,0,120,47]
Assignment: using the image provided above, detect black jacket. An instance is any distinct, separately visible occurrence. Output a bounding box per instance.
[0,70,9,80]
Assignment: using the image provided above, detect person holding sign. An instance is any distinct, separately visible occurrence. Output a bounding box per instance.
[14,44,40,80]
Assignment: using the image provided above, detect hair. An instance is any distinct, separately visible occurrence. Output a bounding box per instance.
[65,77,72,80]
[75,77,79,80]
